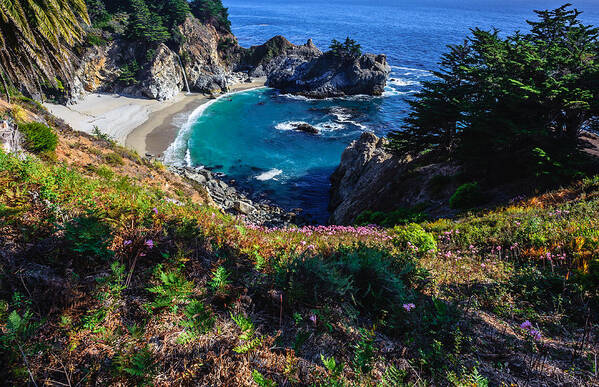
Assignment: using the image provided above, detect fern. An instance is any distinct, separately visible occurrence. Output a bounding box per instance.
[381,365,407,386]
[231,313,262,353]
[208,266,231,293]
[252,370,276,387]
[177,300,215,344]
[353,328,375,376]
[147,265,194,312]
[116,346,155,385]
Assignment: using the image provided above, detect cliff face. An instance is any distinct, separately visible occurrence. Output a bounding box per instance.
[71,17,234,102]
[329,132,459,224]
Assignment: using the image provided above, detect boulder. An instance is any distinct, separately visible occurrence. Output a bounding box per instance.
[234,200,256,214]
[139,43,184,101]
[294,123,318,134]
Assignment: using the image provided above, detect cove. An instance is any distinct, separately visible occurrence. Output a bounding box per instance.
[165,88,388,223]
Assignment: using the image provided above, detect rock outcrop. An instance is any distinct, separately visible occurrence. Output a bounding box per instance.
[267,52,390,98]
[329,132,460,224]
[71,17,235,102]
[180,16,233,94]
[237,36,390,98]
[0,119,25,155]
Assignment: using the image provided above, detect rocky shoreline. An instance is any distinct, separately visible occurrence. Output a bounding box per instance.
[170,165,299,227]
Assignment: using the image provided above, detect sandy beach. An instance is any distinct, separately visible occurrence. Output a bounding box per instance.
[45,78,266,158]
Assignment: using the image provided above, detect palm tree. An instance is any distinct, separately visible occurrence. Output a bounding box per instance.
[0,0,90,101]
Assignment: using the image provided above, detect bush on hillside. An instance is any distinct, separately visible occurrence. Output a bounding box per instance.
[355,205,428,227]
[449,182,484,210]
[18,122,58,153]
[63,216,114,263]
[393,223,437,253]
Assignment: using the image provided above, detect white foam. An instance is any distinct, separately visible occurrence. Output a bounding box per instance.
[255,168,282,181]
[316,121,345,131]
[163,87,266,166]
[388,78,420,87]
[274,121,308,131]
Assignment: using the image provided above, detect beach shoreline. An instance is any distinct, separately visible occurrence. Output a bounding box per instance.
[44,78,266,159]
[127,78,267,158]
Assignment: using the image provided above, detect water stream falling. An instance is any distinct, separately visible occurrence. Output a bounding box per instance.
[175,53,191,94]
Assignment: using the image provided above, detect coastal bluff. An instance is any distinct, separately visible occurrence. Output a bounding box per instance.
[329,132,460,224]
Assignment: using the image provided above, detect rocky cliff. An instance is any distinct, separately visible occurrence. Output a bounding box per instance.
[329,132,459,224]
[71,16,235,102]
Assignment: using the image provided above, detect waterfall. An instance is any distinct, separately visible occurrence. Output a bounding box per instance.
[175,53,191,95]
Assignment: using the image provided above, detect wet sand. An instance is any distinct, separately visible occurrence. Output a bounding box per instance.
[126,78,267,157]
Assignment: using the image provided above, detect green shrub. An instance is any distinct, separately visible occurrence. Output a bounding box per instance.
[104,152,124,166]
[449,182,484,210]
[355,205,428,227]
[18,122,58,153]
[63,215,114,262]
[393,223,437,253]
[277,245,415,317]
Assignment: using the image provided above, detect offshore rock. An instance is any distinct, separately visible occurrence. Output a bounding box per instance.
[244,37,390,98]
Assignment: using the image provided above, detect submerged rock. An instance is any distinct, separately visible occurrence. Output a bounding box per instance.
[170,166,298,227]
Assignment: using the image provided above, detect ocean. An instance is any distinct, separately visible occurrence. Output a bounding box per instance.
[165,0,599,223]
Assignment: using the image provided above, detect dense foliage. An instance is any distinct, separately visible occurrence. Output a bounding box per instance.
[0,0,90,100]
[329,37,362,58]
[86,0,191,45]
[18,122,58,154]
[389,4,599,183]
[190,0,231,33]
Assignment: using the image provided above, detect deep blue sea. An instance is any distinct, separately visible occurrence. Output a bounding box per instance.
[166,1,599,223]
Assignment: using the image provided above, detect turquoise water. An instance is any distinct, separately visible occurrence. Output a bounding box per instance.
[167,0,599,223]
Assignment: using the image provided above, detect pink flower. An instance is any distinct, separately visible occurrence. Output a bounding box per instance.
[403,303,415,312]
[123,240,132,246]
[152,207,158,215]
[309,315,317,325]
[145,239,154,249]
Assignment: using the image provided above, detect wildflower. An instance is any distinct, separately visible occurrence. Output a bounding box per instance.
[520,320,532,330]
[123,240,132,246]
[152,207,158,214]
[145,239,154,249]
[309,314,317,325]
[530,329,542,341]
[403,303,415,312]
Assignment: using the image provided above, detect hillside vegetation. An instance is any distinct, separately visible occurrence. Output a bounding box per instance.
[0,99,598,386]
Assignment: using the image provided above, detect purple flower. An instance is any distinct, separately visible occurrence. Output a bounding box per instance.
[123,240,132,246]
[145,239,154,249]
[520,320,532,330]
[529,329,542,341]
[403,303,415,312]
[153,207,158,215]
[309,314,317,325]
